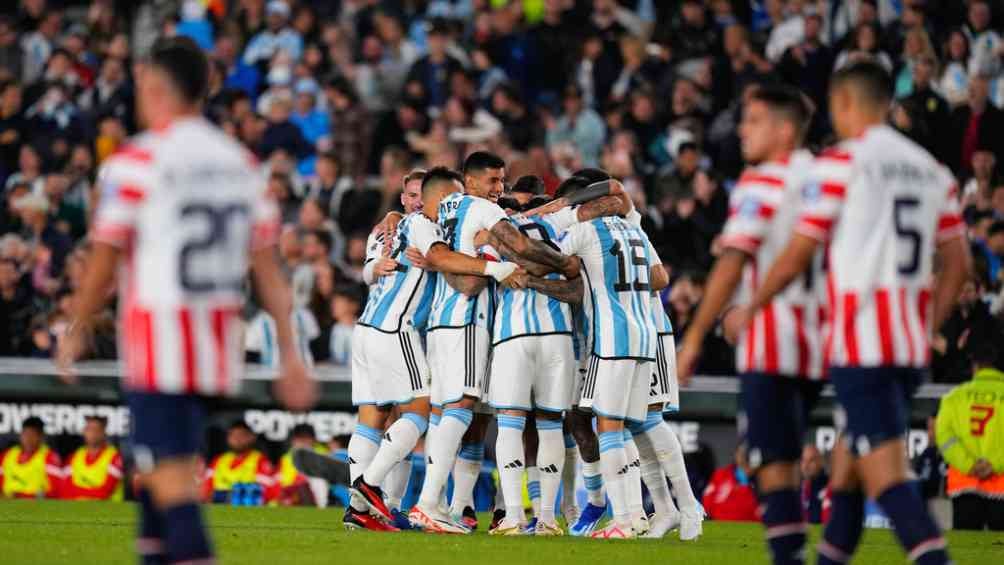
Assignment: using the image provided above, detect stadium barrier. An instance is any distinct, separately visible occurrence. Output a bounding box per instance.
[0,358,948,467]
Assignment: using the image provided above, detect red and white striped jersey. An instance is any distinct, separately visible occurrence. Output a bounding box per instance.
[795,125,964,369]
[91,117,279,396]
[721,150,825,379]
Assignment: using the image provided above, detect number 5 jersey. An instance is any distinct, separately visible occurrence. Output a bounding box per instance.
[91,117,280,396]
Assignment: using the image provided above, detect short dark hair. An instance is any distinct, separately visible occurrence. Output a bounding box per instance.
[333,282,365,306]
[307,229,333,252]
[291,423,316,439]
[830,59,893,107]
[22,417,44,433]
[85,415,108,427]
[463,151,505,176]
[750,83,814,140]
[422,166,464,193]
[229,420,253,432]
[524,195,552,211]
[555,168,611,199]
[989,220,1004,238]
[147,36,209,104]
[510,175,544,195]
[496,195,520,211]
[573,168,611,184]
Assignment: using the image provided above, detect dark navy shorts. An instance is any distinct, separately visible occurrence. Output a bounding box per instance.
[830,366,923,456]
[740,372,823,470]
[127,392,208,471]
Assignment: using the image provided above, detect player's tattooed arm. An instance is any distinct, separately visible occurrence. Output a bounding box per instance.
[488,221,577,278]
[444,272,490,297]
[574,194,630,221]
[526,275,583,304]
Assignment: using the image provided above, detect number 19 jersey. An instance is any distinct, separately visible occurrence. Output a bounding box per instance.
[558,216,657,361]
[795,125,964,369]
[91,117,279,397]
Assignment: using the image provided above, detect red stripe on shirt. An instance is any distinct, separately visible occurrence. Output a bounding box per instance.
[114,146,153,163]
[918,289,931,364]
[179,308,197,394]
[800,216,833,232]
[758,203,776,219]
[821,182,846,198]
[738,172,785,188]
[819,148,852,162]
[118,184,145,203]
[875,289,895,365]
[843,293,860,365]
[130,308,156,391]
[792,305,809,377]
[936,215,963,234]
[898,288,917,366]
[211,308,230,395]
[763,304,779,373]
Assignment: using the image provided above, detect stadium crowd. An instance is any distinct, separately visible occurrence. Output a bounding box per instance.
[0,0,1003,380]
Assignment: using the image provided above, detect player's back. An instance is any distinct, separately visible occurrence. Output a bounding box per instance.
[798,125,963,368]
[428,192,506,330]
[93,117,277,395]
[722,150,824,378]
[560,215,656,361]
[493,213,572,343]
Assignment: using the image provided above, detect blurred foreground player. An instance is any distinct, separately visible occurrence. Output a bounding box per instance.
[64,416,124,501]
[745,61,970,565]
[57,37,318,564]
[0,417,62,499]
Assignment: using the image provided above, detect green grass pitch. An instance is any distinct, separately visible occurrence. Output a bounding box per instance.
[1,501,1002,564]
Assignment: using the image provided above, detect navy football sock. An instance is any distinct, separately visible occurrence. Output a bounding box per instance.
[137,489,166,565]
[761,489,807,565]
[877,483,950,565]
[817,491,865,565]
[162,503,214,564]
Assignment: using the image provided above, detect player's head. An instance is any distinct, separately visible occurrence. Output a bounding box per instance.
[83,416,109,448]
[524,194,552,211]
[740,84,814,163]
[828,59,893,140]
[137,36,209,129]
[400,168,427,214]
[509,175,544,207]
[554,168,611,199]
[421,166,465,221]
[20,416,45,451]
[227,421,257,453]
[462,151,505,203]
[290,423,316,448]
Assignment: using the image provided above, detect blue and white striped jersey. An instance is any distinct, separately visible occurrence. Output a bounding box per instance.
[628,207,673,336]
[244,307,319,368]
[358,212,443,333]
[493,212,578,344]
[558,216,657,360]
[428,193,508,331]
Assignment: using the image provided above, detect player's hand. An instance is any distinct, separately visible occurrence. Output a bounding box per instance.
[55,321,90,385]
[502,268,528,289]
[972,459,994,480]
[473,229,491,248]
[373,257,399,277]
[721,306,747,345]
[524,197,569,217]
[274,356,318,412]
[405,247,430,270]
[373,212,403,242]
[676,334,702,388]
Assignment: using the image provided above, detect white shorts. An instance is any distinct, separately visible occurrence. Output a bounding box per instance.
[351,325,429,406]
[578,356,652,424]
[488,334,575,413]
[650,333,680,411]
[428,325,491,406]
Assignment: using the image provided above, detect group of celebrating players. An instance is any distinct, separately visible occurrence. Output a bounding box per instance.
[56,34,968,565]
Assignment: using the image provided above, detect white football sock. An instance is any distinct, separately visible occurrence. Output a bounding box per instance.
[561,434,578,510]
[622,430,645,523]
[597,430,631,527]
[645,418,700,516]
[417,407,472,508]
[535,419,564,524]
[364,414,425,487]
[450,442,483,515]
[633,426,679,520]
[382,456,412,512]
[347,423,381,511]
[581,458,606,507]
[496,414,527,521]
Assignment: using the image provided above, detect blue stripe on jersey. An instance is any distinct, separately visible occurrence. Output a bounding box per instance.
[368,271,408,327]
[593,221,630,357]
[439,291,461,326]
[412,272,437,332]
[522,289,532,334]
[501,289,513,337]
[262,317,274,366]
[435,195,474,327]
[549,293,567,332]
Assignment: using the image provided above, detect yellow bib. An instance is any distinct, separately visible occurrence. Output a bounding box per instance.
[2,445,52,497]
[278,444,327,487]
[69,446,123,501]
[212,451,264,491]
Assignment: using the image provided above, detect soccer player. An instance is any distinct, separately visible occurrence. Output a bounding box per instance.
[63,416,125,501]
[346,167,521,532]
[57,37,317,564]
[743,61,970,565]
[486,177,630,536]
[677,84,822,562]
[556,209,659,540]
[0,417,62,499]
[410,165,574,533]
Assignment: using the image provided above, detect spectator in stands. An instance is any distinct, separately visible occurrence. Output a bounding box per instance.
[703,445,758,522]
[949,72,1004,176]
[0,416,62,499]
[242,1,303,69]
[63,416,124,501]
[777,7,833,114]
[203,421,277,505]
[964,0,1000,76]
[894,27,937,99]
[903,54,951,163]
[328,283,362,366]
[0,256,32,355]
[261,91,311,160]
[324,77,371,183]
[289,78,328,147]
[963,149,997,222]
[277,423,328,507]
[936,338,1004,530]
[20,10,61,84]
[801,444,829,524]
[0,17,23,80]
[940,29,971,108]
[546,85,605,168]
[933,275,1003,383]
[406,19,462,110]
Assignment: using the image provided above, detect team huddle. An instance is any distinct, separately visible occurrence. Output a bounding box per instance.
[343,154,701,540]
